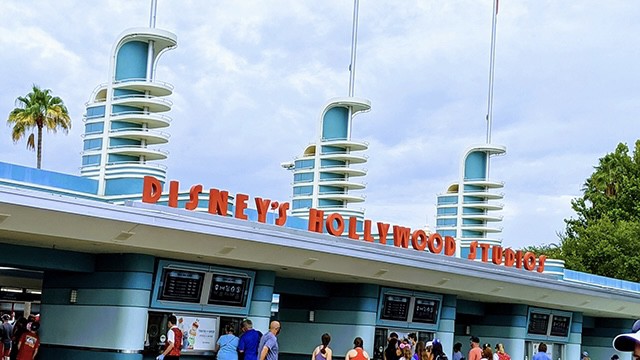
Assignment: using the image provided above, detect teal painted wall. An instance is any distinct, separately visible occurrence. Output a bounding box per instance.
[582,316,632,360]
[115,41,148,81]
[105,178,144,196]
[275,280,378,359]
[322,107,349,140]
[464,151,487,180]
[39,254,155,359]
[249,270,276,334]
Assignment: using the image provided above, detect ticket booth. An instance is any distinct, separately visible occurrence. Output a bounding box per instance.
[524,308,572,360]
[372,289,443,360]
[143,260,256,358]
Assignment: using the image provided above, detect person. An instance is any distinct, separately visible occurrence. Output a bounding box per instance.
[1,314,13,360]
[398,342,412,360]
[385,338,400,360]
[480,347,492,360]
[432,339,447,360]
[216,325,239,360]
[157,315,182,360]
[15,322,39,360]
[613,319,640,357]
[408,334,417,353]
[413,341,425,360]
[258,321,280,360]
[422,341,433,360]
[581,352,590,360]
[532,343,551,360]
[345,337,370,360]
[10,317,28,360]
[452,343,464,360]
[468,337,481,360]
[312,333,332,360]
[494,344,510,360]
[238,319,263,360]
[610,355,619,360]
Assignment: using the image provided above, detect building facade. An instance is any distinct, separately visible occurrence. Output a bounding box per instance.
[0,17,638,360]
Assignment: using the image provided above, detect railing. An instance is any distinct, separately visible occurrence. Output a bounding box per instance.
[112,94,173,107]
[108,145,168,155]
[319,138,369,146]
[110,127,170,139]
[320,164,367,171]
[110,111,172,124]
[104,161,168,170]
[464,178,505,186]
[113,78,174,91]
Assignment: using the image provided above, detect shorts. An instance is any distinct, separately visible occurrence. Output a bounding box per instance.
[2,343,9,356]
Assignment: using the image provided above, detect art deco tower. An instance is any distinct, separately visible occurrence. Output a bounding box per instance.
[80,24,177,196]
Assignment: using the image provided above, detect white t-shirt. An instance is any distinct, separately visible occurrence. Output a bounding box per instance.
[167,326,178,344]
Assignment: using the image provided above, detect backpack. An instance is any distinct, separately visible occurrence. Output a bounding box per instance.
[498,353,511,360]
[437,355,449,360]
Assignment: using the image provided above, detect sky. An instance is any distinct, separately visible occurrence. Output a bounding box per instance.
[1,1,639,250]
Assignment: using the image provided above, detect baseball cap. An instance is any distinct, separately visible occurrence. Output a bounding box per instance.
[426,341,433,348]
[613,320,640,351]
[582,352,589,357]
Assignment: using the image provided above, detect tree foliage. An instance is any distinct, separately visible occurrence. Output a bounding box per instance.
[6,85,71,169]
[529,141,640,282]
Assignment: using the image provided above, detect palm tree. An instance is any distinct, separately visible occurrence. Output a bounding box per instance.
[7,85,72,169]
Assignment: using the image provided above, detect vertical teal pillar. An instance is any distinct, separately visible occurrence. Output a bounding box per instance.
[249,270,276,333]
[39,254,155,360]
[567,313,583,360]
[437,295,457,354]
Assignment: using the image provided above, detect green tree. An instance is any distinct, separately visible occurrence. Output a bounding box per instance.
[7,85,72,169]
[532,141,640,282]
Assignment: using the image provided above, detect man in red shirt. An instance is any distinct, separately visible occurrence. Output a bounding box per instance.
[157,315,182,360]
[16,322,39,360]
[468,336,482,360]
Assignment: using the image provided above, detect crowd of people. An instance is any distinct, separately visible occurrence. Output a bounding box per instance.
[156,317,640,360]
[0,312,41,360]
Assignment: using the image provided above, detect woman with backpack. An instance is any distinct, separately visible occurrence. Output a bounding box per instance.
[432,340,448,360]
[494,344,510,360]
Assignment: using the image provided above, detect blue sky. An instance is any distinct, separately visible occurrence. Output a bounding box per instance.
[1,1,639,249]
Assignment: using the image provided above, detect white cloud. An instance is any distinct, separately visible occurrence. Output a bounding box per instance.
[1,1,640,249]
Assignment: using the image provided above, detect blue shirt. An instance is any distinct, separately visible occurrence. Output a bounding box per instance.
[239,329,263,360]
[533,352,551,360]
[258,332,278,360]
[217,334,239,360]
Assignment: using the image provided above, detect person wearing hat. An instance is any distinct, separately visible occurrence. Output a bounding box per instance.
[613,319,640,357]
[468,337,481,360]
[581,351,590,360]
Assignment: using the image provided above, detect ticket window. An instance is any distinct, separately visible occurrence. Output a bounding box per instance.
[144,311,246,357]
[525,342,564,360]
[373,328,434,360]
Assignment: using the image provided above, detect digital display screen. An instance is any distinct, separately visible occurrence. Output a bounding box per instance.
[528,312,550,335]
[412,298,440,324]
[550,315,571,337]
[160,269,205,303]
[380,294,410,321]
[208,274,250,306]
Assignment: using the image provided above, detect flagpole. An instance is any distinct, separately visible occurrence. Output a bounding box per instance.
[348,0,360,97]
[485,0,498,144]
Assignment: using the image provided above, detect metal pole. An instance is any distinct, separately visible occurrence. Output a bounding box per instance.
[348,0,360,97]
[149,0,158,28]
[485,0,498,144]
